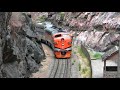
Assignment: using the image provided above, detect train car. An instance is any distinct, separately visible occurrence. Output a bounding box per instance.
[35,22,45,41]
[35,22,72,58]
[45,27,72,58]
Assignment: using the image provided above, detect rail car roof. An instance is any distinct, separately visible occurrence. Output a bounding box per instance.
[36,21,53,28]
[44,22,53,28]
[45,27,58,33]
[36,21,66,34]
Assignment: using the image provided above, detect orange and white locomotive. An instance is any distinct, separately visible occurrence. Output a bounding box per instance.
[35,22,72,58]
[53,32,72,58]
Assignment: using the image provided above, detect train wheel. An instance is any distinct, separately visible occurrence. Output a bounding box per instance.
[41,39,43,43]
[47,41,50,47]
[45,41,47,44]
[51,46,53,50]
[42,39,45,43]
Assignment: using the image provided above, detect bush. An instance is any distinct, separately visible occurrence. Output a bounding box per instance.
[79,63,81,71]
[59,12,65,20]
[88,50,103,60]
[93,53,102,59]
[38,15,46,22]
[77,46,87,59]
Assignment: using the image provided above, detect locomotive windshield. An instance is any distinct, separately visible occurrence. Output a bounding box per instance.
[54,34,62,38]
[52,25,57,29]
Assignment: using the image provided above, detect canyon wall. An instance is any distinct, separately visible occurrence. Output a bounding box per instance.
[34,12,120,52]
[0,12,45,78]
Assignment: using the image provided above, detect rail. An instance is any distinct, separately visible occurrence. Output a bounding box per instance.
[48,59,71,78]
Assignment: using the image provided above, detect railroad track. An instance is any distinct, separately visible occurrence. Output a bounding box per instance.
[48,59,72,78]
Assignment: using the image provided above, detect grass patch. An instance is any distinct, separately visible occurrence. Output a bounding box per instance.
[77,46,87,59]
[93,53,102,59]
[74,60,76,62]
[72,62,74,65]
[81,67,92,78]
[77,45,92,78]
[72,60,76,65]
[74,46,77,48]
[88,50,103,60]
[81,67,88,74]
[79,63,81,71]
[74,51,76,54]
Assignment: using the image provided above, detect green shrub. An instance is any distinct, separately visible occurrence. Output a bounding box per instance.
[38,15,46,22]
[72,62,74,65]
[59,12,65,20]
[74,60,76,62]
[79,63,81,71]
[74,51,76,54]
[81,68,88,74]
[77,46,87,59]
[93,53,102,59]
[88,50,103,60]
[77,46,92,78]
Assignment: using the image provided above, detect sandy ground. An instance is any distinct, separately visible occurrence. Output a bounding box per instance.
[31,43,54,78]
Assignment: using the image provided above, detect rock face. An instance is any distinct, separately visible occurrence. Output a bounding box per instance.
[56,12,120,52]
[75,31,119,52]
[34,12,120,52]
[0,12,45,78]
[1,12,120,78]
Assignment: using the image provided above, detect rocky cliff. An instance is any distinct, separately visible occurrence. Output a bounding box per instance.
[33,12,120,52]
[0,12,119,78]
[0,12,45,78]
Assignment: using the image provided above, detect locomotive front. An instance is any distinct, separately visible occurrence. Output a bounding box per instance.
[53,32,72,58]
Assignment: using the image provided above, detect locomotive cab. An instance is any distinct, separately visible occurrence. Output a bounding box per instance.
[53,33,72,58]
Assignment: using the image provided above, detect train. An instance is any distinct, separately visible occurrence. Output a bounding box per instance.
[35,22,73,58]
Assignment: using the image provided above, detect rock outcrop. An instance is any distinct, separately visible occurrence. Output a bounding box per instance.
[0,12,45,78]
[34,12,120,52]
[53,12,120,52]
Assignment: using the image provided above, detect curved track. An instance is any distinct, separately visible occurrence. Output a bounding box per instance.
[41,41,72,78]
[48,59,72,78]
